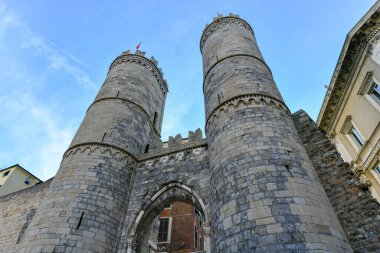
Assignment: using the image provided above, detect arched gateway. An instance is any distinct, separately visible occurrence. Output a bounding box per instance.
[124,182,211,253]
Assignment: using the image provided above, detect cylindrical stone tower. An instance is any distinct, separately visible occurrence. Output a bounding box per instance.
[18,51,167,252]
[201,15,352,252]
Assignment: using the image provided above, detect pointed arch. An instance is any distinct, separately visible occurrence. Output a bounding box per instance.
[129,182,209,238]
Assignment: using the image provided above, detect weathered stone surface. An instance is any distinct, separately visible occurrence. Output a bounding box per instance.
[293,110,380,253]
[0,179,51,252]
[202,16,352,252]
[0,14,373,253]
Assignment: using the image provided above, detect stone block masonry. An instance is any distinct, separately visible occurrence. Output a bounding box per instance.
[0,179,52,253]
[293,110,380,253]
[0,13,377,253]
[202,15,351,252]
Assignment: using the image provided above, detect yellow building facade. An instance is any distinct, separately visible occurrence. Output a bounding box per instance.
[318,3,380,201]
[0,164,42,197]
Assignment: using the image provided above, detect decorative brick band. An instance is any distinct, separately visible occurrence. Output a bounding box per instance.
[200,16,253,51]
[205,93,290,131]
[139,144,207,166]
[64,142,137,163]
[109,54,168,94]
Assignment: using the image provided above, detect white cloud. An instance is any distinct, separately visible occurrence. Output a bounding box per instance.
[0,1,96,90]
[0,2,93,180]
[0,93,75,180]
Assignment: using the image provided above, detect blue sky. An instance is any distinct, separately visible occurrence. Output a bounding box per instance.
[0,0,377,180]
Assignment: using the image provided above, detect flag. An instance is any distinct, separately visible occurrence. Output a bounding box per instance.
[136,41,141,51]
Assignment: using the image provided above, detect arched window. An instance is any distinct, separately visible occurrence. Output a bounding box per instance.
[145,144,150,154]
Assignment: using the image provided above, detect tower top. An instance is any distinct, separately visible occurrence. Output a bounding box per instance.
[200,13,254,52]
[109,50,168,92]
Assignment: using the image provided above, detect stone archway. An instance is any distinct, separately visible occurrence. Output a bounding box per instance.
[127,182,211,253]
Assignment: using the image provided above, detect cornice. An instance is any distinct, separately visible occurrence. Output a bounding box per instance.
[317,6,380,134]
[109,54,168,94]
[63,141,208,166]
[200,16,254,52]
[205,93,290,131]
[64,142,137,163]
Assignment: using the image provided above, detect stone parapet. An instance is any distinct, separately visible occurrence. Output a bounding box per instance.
[109,50,168,94]
[143,128,206,159]
[200,14,253,52]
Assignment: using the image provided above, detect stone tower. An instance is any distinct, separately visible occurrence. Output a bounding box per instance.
[201,15,352,252]
[5,13,379,253]
[18,51,168,252]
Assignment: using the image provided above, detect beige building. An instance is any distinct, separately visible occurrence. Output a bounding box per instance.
[318,2,380,201]
[0,164,42,197]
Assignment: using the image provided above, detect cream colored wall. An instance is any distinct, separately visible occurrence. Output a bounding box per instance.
[0,168,14,188]
[0,167,40,197]
[366,169,380,201]
[332,52,380,201]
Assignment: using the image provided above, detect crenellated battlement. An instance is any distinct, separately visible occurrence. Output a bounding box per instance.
[142,128,206,160]
[109,50,169,94]
[200,13,253,52]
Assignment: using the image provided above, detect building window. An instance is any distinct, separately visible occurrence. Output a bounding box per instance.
[340,116,366,150]
[358,72,380,108]
[158,218,170,242]
[370,82,380,103]
[2,171,10,177]
[374,163,380,176]
[349,126,365,146]
[153,112,158,128]
[24,177,31,185]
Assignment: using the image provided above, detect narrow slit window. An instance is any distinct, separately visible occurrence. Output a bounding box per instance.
[77,212,84,229]
[153,112,158,127]
[144,144,149,154]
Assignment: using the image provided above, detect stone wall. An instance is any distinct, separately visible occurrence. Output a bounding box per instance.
[117,135,210,252]
[292,110,380,252]
[0,179,51,253]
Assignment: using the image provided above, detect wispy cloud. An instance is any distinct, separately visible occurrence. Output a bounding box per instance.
[0,2,93,180]
[0,1,96,90]
[0,93,75,179]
